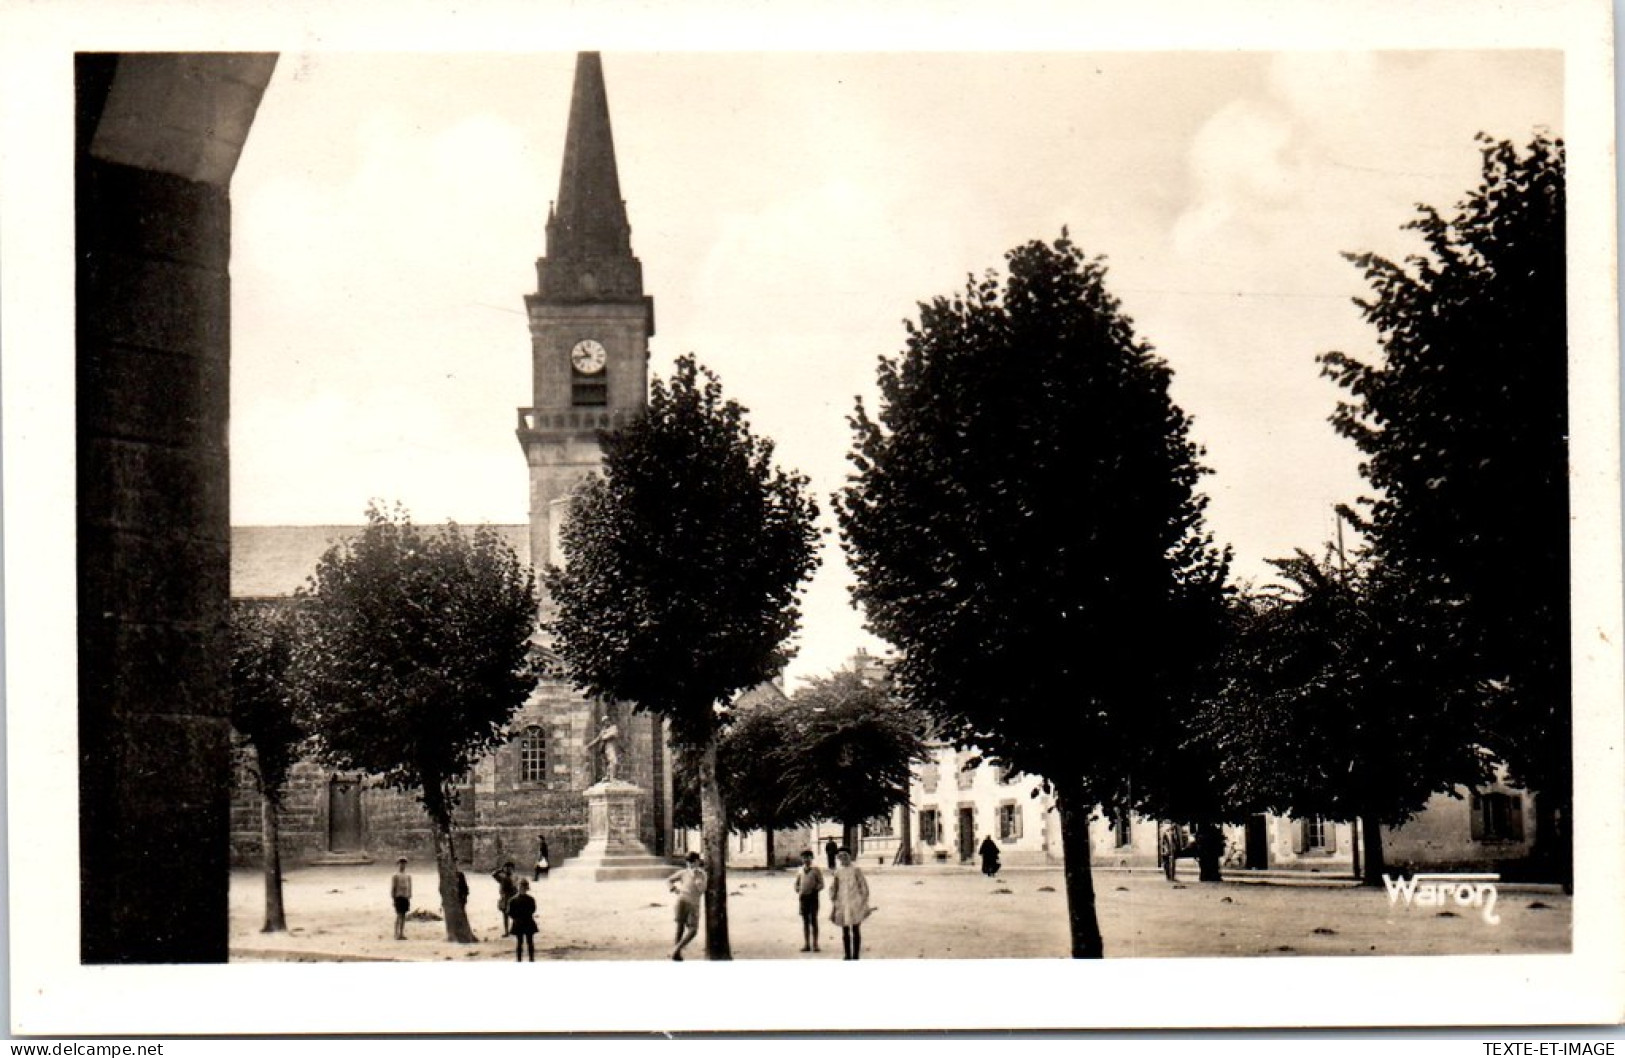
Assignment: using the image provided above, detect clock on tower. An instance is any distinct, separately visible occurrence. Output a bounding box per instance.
[516,52,655,579]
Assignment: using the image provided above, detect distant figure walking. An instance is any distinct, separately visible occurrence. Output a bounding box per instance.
[534,834,551,881]
[979,835,1001,878]
[667,851,706,961]
[824,838,839,871]
[492,861,519,936]
[390,857,412,940]
[508,879,539,962]
[793,849,825,952]
[455,869,469,910]
[828,848,872,960]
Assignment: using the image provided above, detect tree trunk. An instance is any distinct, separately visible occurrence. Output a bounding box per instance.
[843,822,860,858]
[259,788,287,933]
[897,798,914,865]
[1360,811,1386,886]
[1532,797,1572,893]
[1054,779,1105,958]
[1195,822,1223,882]
[422,784,476,943]
[1350,816,1361,880]
[764,822,776,869]
[698,736,731,960]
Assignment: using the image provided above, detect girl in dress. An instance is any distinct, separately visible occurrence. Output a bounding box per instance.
[828,848,872,960]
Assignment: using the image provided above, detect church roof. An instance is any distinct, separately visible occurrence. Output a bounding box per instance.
[231,524,530,599]
[548,52,630,263]
[733,679,790,713]
[535,52,645,304]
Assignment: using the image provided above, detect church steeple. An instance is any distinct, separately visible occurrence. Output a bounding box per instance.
[520,50,654,572]
[536,52,643,302]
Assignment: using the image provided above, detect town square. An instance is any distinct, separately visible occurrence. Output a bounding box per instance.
[10,2,1623,1038]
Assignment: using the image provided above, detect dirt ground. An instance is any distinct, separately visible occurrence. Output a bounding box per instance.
[230,860,1570,962]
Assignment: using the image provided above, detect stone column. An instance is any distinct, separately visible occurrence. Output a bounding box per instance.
[76,53,275,963]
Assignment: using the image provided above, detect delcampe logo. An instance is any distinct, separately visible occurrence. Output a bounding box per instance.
[1383,872,1501,925]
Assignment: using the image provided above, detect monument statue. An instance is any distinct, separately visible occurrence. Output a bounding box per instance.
[585,714,621,783]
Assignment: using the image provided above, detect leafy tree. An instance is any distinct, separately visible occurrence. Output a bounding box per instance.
[230,601,307,933]
[671,672,928,868]
[296,503,541,943]
[1319,134,1569,882]
[670,701,810,868]
[546,355,821,959]
[782,669,929,851]
[1193,549,1492,884]
[839,233,1231,957]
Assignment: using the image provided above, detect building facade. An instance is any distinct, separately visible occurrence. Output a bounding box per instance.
[893,748,1539,878]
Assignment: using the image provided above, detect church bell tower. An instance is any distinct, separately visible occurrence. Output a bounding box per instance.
[510,53,670,864]
[517,52,655,575]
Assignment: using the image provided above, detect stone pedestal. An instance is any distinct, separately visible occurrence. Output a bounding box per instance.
[566,780,673,880]
[585,779,645,850]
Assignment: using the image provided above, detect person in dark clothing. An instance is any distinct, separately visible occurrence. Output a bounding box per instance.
[455,869,469,909]
[824,838,839,871]
[492,861,518,936]
[508,880,539,962]
[979,835,1001,877]
[534,834,551,881]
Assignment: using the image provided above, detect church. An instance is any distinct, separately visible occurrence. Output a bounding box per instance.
[230,54,675,870]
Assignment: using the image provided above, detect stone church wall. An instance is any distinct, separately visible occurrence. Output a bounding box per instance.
[228,682,673,872]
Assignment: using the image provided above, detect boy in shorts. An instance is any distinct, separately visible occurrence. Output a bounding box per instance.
[793,849,824,952]
[390,857,412,940]
[666,852,706,961]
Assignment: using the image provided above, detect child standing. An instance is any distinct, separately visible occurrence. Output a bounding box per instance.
[492,861,518,936]
[793,849,824,953]
[507,880,539,962]
[389,858,412,940]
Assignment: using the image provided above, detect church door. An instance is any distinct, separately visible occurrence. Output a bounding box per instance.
[327,776,363,853]
[957,807,975,863]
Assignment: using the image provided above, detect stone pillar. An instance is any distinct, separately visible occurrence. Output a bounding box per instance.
[76,53,275,963]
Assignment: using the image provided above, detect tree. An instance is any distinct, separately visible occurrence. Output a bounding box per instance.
[782,669,929,854]
[229,601,307,933]
[670,702,810,868]
[296,503,541,943]
[670,672,928,869]
[1193,549,1493,884]
[545,355,821,959]
[1319,134,1569,882]
[839,233,1231,957]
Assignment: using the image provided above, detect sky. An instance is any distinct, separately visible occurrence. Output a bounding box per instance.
[229,50,1562,686]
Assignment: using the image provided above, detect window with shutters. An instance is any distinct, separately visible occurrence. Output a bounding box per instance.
[919,809,939,845]
[1113,808,1133,848]
[1470,791,1525,842]
[519,725,546,784]
[997,801,1023,841]
[1293,819,1332,851]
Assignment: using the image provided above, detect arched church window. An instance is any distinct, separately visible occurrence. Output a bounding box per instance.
[519,725,547,784]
